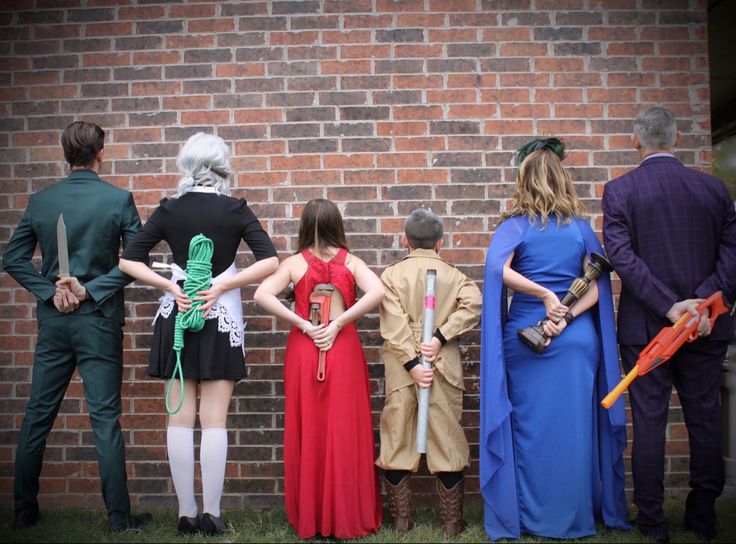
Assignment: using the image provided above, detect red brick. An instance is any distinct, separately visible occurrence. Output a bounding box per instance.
[394,105,444,120]
[448,104,497,118]
[500,42,549,57]
[322,30,371,43]
[133,51,181,65]
[397,13,446,27]
[216,63,265,77]
[271,155,321,170]
[321,60,372,74]
[377,152,427,168]
[169,3,216,17]
[395,136,446,152]
[131,81,181,96]
[377,122,427,136]
[166,34,215,49]
[85,22,133,36]
[340,44,391,59]
[376,0,423,11]
[427,89,477,104]
[117,5,165,19]
[393,75,444,89]
[429,28,478,42]
[397,169,448,183]
[534,57,585,72]
[188,17,235,33]
[395,44,444,58]
[270,31,319,45]
[324,154,374,169]
[233,108,284,123]
[84,52,131,67]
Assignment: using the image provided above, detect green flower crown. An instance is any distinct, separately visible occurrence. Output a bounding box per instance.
[513,137,566,166]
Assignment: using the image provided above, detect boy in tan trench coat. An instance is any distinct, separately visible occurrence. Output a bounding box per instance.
[377,209,482,537]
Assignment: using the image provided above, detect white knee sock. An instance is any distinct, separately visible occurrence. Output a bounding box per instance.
[200,427,228,517]
[166,426,198,518]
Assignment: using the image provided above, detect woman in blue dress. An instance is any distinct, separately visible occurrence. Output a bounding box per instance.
[479,138,630,540]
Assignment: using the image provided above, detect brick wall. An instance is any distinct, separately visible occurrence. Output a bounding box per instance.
[0,0,712,511]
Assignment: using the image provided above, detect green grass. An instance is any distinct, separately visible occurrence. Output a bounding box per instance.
[2,497,734,543]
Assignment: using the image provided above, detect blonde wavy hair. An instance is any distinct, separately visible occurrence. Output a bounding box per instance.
[503,148,585,225]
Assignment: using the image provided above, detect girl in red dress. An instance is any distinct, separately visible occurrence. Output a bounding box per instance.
[254,199,384,539]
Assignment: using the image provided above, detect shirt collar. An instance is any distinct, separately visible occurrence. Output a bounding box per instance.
[405,247,442,260]
[641,152,676,163]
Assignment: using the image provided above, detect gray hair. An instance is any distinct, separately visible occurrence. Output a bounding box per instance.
[634,106,677,150]
[405,208,444,249]
[174,132,234,197]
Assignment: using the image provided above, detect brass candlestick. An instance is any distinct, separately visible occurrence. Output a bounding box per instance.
[517,252,612,354]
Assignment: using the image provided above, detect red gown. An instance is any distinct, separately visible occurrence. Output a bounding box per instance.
[283,248,383,539]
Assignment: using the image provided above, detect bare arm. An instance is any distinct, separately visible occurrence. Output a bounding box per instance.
[119,258,191,311]
[502,252,568,320]
[253,256,313,332]
[312,256,385,349]
[196,256,279,315]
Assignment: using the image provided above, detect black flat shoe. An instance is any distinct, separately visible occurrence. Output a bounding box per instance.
[177,515,200,535]
[200,513,227,535]
[13,510,39,530]
[109,512,153,533]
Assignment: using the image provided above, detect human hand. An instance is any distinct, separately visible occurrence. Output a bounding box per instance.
[56,277,87,301]
[697,307,712,337]
[169,283,192,313]
[53,287,79,313]
[410,364,434,388]
[665,299,705,324]
[541,290,568,322]
[194,283,224,317]
[313,321,341,352]
[542,318,568,344]
[419,337,442,364]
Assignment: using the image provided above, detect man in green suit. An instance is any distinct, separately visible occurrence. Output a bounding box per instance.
[3,121,151,533]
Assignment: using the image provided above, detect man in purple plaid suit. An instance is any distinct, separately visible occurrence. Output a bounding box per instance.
[602,106,736,543]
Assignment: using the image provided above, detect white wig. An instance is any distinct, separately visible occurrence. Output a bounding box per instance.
[174,132,234,197]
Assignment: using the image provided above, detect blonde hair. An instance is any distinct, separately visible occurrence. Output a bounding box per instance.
[503,148,585,225]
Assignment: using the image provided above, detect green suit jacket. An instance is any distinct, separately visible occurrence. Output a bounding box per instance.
[3,169,141,324]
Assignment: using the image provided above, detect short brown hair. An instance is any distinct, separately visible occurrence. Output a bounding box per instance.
[296,199,349,253]
[61,121,105,167]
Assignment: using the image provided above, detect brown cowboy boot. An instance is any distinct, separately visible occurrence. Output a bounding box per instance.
[385,475,414,532]
[437,477,465,537]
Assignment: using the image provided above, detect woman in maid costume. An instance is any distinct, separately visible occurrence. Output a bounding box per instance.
[120,133,278,535]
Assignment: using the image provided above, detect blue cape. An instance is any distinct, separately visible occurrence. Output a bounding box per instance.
[479,216,630,540]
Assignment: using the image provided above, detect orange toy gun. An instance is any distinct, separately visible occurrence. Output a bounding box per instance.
[309,283,335,382]
[601,291,730,409]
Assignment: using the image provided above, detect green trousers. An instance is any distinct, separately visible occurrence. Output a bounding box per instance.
[14,312,131,526]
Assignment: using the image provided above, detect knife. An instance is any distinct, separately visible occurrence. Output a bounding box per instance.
[57,213,70,279]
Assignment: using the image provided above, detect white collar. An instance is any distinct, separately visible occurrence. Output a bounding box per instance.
[641,152,676,163]
[188,185,219,194]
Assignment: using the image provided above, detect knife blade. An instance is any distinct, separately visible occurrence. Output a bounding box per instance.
[57,213,70,278]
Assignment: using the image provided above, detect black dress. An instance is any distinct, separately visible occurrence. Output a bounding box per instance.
[122,191,277,381]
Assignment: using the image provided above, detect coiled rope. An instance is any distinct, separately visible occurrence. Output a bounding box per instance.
[166,234,214,415]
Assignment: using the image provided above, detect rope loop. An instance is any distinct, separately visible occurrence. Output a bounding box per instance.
[166,234,214,415]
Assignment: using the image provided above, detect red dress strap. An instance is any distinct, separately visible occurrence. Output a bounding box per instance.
[333,248,348,265]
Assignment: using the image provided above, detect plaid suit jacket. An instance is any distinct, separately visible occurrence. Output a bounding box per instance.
[602,155,736,344]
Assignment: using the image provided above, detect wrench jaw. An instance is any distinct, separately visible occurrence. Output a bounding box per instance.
[309,283,335,382]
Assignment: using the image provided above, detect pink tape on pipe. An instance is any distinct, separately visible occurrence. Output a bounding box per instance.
[425,295,436,309]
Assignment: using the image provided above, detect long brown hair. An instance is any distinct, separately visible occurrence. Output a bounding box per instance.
[296,199,349,253]
[502,148,585,225]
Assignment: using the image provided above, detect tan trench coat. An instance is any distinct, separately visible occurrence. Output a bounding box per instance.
[377,248,482,473]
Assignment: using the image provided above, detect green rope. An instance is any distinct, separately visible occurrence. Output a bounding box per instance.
[166,234,214,415]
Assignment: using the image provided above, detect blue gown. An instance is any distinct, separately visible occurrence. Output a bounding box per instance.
[479,215,630,541]
[503,217,598,538]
